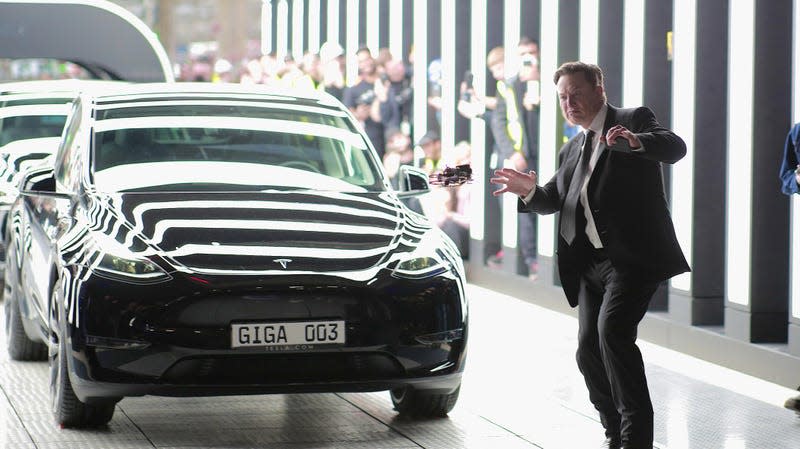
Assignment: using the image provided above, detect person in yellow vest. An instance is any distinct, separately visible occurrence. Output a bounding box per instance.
[492,37,541,279]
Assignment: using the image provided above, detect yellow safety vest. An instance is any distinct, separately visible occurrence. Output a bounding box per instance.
[497,80,523,153]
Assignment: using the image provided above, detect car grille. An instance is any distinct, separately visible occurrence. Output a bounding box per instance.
[160,352,403,384]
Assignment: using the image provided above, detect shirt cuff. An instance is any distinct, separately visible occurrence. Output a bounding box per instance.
[520,185,537,204]
[632,143,646,153]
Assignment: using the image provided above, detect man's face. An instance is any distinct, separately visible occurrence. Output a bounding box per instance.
[556,72,604,129]
[517,43,539,60]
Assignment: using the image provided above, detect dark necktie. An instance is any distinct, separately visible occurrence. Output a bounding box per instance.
[560,130,595,244]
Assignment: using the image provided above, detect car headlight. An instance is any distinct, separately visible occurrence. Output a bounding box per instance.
[391,232,454,279]
[91,235,171,283]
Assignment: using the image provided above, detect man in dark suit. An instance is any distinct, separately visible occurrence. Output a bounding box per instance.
[491,61,690,449]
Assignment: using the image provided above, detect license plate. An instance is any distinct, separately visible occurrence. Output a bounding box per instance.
[231,320,345,349]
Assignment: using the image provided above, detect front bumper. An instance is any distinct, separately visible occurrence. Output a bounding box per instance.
[65,271,468,401]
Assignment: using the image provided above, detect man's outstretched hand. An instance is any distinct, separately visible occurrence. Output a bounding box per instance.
[490,168,537,197]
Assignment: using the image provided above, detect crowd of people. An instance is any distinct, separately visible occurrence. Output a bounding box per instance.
[177,41,479,261]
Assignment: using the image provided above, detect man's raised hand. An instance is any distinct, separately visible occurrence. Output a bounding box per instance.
[490,168,537,197]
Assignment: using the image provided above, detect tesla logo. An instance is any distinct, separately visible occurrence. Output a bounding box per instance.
[273,258,292,269]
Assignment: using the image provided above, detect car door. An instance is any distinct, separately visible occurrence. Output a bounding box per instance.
[18,170,68,326]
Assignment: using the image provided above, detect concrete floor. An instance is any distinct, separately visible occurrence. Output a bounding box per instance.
[2,283,800,448]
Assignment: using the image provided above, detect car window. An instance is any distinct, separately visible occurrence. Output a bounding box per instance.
[91,105,385,193]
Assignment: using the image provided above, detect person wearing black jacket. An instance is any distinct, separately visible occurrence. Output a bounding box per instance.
[491,61,689,449]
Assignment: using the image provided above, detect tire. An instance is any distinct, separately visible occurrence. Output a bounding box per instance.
[4,272,47,361]
[390,385,461,418]
[49,290,116,427]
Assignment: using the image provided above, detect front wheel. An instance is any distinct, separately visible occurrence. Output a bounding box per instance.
[49,290,117,427]
[390,385,460,418]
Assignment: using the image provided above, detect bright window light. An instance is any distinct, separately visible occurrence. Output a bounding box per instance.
[726,0,755,306]
[622,0,644,107]
[276,0,288,60]
[537,0,559,257]
[327,0,339,44]
[670,0,696,292]
[580,0,599,64]
[469,0,487,241]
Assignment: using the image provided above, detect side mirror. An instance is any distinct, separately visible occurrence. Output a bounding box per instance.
[397,165,430,197]
[21,168,56,193]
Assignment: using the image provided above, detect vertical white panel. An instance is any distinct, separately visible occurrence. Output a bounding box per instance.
[792,0,800,318]
[500,0,520,249]
[412,0,428,144]
[726,0,755,306]
[261,0,272,55]
[622,0,644,107]
[670,0,695,291]
[308,0,320,53]
[390,0,404,62]
[277,0,289,60]
[441,0,456,151]
[292,0,304,61]
[537,0,559,257]
[503,0,521,75]
[346,0,359,86]
[469,0,487,241]
[580,0,599,63]
[327,0,340,44]
[367,0,380,55]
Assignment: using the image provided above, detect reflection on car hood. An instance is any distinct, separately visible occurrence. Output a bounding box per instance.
[96,190,430,279]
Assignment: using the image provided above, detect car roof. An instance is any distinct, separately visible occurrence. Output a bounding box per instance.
[0,79,129,96]
[84,82,344,110]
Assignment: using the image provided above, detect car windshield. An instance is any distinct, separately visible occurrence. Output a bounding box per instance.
[91,103,386,193]
[0,99,72,147]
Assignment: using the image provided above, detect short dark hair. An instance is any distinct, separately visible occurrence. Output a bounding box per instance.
[518,36,539,48]
[553,61,604,88]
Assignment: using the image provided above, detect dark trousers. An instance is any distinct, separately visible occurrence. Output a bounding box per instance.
[575,249,658,447]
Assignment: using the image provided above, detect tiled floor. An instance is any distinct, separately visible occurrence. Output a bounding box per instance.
[2,284,800,448]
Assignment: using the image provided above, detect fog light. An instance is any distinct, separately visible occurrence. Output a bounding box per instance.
[414,328,464,345]
[86,335,150,350]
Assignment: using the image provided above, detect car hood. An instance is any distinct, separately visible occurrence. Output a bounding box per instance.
[96,190,431,279]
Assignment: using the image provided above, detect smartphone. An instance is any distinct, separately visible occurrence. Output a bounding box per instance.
[461,70,474,101]
[463,70,473,89]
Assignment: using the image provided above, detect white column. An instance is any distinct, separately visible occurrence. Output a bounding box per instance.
[307,0,321,54]
[503,0,521,74]
[500,0,520,249]
[389,0,404,62]
[622,0,645,108]
[276,0,289,61]
[261,0,273,56]
[412,0,428,144]
[292,0,305,61]
[440,0,456,152]
[670,0,696,292]
[726,0,756,306]
[367,0,380,56]
[537,0,559,258]
[580,0,599,64]
[469,0,487,242]
[346,0,359,86]
[327,0,339,46]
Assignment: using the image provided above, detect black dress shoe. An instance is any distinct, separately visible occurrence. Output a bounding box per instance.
[600,437,622,449]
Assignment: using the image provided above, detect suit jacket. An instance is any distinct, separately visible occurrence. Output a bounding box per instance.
[520,104,690,307]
